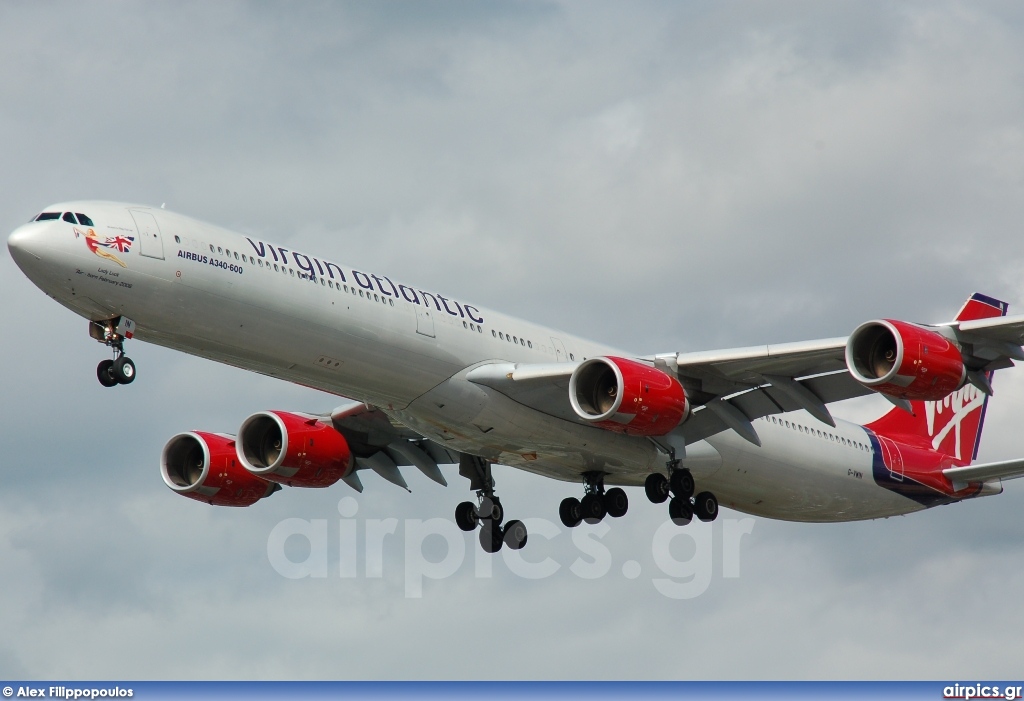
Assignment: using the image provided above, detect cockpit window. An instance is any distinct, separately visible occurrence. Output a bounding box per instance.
[75,213,94,226]
[35,212,61,221]
[62,212,77,224]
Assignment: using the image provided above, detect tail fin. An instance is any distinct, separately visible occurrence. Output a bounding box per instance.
[865,293,1008,465]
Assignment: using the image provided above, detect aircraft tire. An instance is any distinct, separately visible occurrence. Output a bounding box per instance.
[670,469,694,499]
[479,523,503,553]
[581,493,606,524]
[97,359,118,388]
[112,356,136,385]
[503,519,528,550]
[645,473,669,503]
[559,497,583,528]
[694,491,719,522]
[455,501,478,532]
[668,496,693,526]
[604,487,628,518]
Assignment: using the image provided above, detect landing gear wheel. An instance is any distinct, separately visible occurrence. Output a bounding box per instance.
[668,496,693,525]
[645,473,669,504]
[97,359,118,387]
[503,519,528,550]
[479,523,503,553]
[693,491,719,522]
[581,493,606,524]
[477,497,504,525]
[670,469,694,499]
[455,501,478,532]
[604,487,628,518]
[559,497,583,528]
[112,356,136,385]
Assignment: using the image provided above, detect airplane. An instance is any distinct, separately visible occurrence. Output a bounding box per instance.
[9,201,1024,553]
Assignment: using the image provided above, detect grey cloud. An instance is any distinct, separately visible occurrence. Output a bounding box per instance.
[2,0,1024,680]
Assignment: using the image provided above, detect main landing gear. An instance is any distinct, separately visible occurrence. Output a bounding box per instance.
[558,472,629,528]
[644,462,718,526]
[455,455,528,553]
[90,318,137,387]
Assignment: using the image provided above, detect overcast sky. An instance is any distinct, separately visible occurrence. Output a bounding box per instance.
[3,0,1024,680]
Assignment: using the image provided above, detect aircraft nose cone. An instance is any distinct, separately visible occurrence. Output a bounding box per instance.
[7,224,52,275]
[8,225,35,259]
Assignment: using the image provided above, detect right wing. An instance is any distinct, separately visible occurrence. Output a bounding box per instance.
[468,294,1024,447]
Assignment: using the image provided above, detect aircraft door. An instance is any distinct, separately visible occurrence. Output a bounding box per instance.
[129,210,165,260]
[551,337,568,362]
[878,435,905,481]
[416,306,435,338]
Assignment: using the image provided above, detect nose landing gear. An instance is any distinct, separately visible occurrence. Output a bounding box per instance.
[90,318,137,387]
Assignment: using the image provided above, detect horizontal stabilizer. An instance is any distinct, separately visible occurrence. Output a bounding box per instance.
[943,458,1024,490]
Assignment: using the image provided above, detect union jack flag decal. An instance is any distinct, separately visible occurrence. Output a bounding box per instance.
[98,235,135,253]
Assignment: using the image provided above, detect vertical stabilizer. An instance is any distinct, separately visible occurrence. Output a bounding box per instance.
[865,293,1008,466]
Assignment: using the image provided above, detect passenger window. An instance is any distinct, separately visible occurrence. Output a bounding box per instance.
[36,212,61,221]
[389,299,394,307]
[570,353,575,360]
[63,212,77,223]
[492,330,497,338]
[210,245,215,253]
[174,235,181,243]
[499,332,504,340]
[463,321,468,329]
[218,247,223,254]
[234,252,239,260]
[274,264,279,272]
[225,249,230,256]
[75,213,94,226]
[290,269,294,276]
[528,340,532,348]
[359,290,364,297]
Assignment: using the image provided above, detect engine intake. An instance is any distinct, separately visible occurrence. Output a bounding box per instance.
[161,431,279,507]
[846,319,966,401]
[236,411,353,488]
[569,356,689,436]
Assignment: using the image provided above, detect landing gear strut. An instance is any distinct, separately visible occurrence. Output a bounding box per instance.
[91,318,137,387]
[559,472,629,528]
[455,454,527,552]
[646,453,718,526]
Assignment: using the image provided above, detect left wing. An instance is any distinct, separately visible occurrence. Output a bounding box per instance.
[327,401,458,492]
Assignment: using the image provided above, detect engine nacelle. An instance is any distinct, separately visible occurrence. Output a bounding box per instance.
[236,411,353,488]
[161,431,280,507]
[846,319,966,401]
[569,356,689,436]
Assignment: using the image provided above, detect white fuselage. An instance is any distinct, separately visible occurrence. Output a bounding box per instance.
[8,201,933,522]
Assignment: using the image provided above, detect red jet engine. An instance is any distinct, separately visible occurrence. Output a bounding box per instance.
[161,431,280,507]
[236,411,353,488]
[569,357,689,436]
[846,319,966,401]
